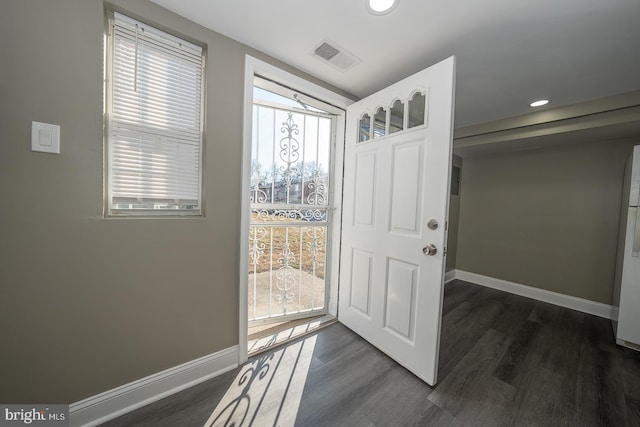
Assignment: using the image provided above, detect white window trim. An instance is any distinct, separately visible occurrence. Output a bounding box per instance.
[104,11,205,217]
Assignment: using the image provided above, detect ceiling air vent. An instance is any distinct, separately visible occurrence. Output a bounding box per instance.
[315,42,340,61]
[312,40,361,72]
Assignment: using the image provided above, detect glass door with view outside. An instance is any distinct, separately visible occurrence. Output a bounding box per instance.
[248,76,338,326]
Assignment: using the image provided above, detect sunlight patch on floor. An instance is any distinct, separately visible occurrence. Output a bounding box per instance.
[204,335,317,426]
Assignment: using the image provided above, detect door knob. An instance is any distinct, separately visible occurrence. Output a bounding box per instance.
[423,244,437,256]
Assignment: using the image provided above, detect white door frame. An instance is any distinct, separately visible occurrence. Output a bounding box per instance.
[239,56,353,363]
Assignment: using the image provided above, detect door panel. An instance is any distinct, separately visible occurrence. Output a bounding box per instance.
[338,57,456,385]
[390,141,423,234]
[350,248,374,316]
[354,152,378,227]
[384,258,417,340]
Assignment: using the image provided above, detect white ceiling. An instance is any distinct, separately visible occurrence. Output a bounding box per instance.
[151,0,640,128]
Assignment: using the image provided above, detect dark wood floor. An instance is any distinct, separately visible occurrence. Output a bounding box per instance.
[102,280,640,426]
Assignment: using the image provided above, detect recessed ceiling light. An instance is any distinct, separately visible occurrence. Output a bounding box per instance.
[530,99,550,107]
[366,0,398,15]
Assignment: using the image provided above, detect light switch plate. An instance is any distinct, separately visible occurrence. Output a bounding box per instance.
[32,121,60,154]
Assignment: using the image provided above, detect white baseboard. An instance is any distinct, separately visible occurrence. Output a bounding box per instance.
[453,270,615,319]
[70,346,239,427]
[444,269,456,284]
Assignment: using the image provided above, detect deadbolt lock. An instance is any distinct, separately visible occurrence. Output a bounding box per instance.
[427,219,438,230]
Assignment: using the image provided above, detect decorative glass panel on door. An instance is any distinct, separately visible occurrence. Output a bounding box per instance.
[359,113,371,142]
[389,99,404,134]
[373,107,387,138]
[249,87,333,323]
[408,91,426,128]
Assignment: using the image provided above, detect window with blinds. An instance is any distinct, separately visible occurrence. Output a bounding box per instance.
[105,12,204,215]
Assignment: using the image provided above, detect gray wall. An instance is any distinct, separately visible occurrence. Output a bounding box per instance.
[455,139,637,304]
[0,0,351,403]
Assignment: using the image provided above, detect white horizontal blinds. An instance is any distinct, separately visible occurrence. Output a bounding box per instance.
[109,12,203,213]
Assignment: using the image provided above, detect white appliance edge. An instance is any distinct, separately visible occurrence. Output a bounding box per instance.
[612,145,640,351]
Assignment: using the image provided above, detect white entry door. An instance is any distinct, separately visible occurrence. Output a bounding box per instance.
[338,56,455,385]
